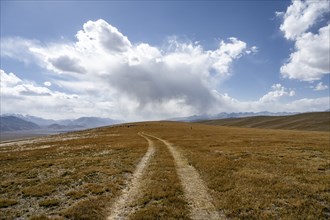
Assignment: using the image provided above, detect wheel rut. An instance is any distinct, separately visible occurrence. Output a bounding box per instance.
[107,132,155,220]
[108,132,225,220]
[143,133,226,220]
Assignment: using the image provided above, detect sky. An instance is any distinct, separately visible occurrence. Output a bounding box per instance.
[1,0,329,121]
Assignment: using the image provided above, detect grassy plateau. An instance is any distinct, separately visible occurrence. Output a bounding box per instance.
[0,116,329,219]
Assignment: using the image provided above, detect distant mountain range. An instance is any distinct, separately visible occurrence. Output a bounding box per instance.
[2,110,327,133]
[1,116,40,132]
[169,111,298,122]
[0,114,122,132]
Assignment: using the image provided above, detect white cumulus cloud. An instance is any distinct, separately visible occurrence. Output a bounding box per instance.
[259,84,295,103]
[76,19,132,53]
[43,81,52,87]
[1,19,329,120]
[0,69,118,120]
[314,82,328,91]
[278,0,330,82]
[1,19,257,120]
[279,0,329,40]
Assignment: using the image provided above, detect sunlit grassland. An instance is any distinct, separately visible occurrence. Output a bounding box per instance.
[0,121,329,219]
[145,122,330,219]
[0,126,147,219]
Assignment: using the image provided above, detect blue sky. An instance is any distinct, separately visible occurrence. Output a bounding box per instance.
[1,1,329,120]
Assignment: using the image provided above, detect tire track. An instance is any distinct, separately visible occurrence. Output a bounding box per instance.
[107,132,155,220]
[143,133,226,220]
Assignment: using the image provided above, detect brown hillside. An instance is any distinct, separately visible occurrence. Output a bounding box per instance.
[198,112,330,131]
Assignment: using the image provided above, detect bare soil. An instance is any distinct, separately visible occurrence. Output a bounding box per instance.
[107,133,155,219]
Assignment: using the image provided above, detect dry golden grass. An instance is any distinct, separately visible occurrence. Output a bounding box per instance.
[0,121,329,219]
[129,138,190,219]
[0,126,147,219]
[0,199,18,208]
[199,111,330,132]
[143,122,330,219]
[39,198,60,207]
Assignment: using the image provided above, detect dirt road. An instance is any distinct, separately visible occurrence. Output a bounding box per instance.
[108,132,225,220]
[143,133,225,220]
[107,133,155,220]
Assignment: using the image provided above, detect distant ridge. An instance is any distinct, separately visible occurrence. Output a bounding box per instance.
[169,111,297,122]
[68,117,121,128]
[197,112,330,132]
[0,116,40,132]
[0,114,123,132]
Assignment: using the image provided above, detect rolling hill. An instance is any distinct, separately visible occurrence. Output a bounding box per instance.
[197,112,330,131]
[169,111,296,122]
